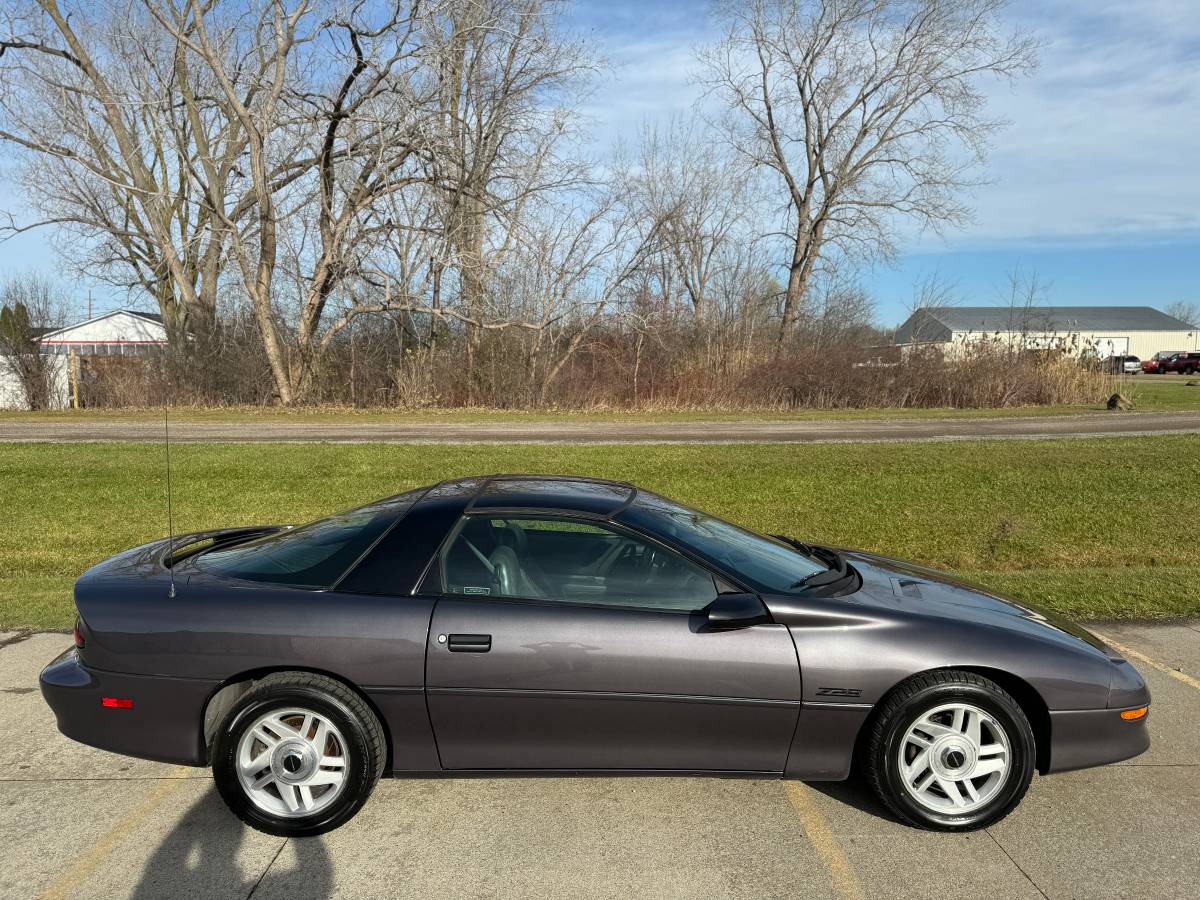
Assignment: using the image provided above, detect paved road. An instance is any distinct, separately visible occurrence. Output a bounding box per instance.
[4,410,1200,444]
[3,622,1198,899]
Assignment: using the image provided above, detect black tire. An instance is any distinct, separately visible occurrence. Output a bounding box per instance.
[865,670,1034,831]
[1185,366,1196,376]
[212,672,386,837]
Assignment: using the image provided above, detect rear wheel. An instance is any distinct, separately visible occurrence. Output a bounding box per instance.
[866,670,1034,831]
[212,672,385,837]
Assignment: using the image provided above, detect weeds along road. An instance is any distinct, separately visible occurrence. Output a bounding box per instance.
[4,410,1200,444]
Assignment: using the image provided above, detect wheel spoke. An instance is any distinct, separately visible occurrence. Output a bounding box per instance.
[307,768,345,788]
[240,748,272,778]
[297,785,314,811]
[272,715,304,740]
[915,718,959,741]
[252,725,282,748]
[962,779,981,803]
[312,720,330,755]
[964,709,982,748]
[319,755,346,769]
[250,771,275,791]
[978,742,1005,757]
[970,756,1006,778]
[950,706,965,734]
[937,777,967,808]
[277,782,301,814]
[903,748,930,783]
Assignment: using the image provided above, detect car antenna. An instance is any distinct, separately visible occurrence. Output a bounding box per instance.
[164,404,176,599]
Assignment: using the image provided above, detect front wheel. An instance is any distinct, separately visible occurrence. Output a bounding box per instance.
[212,672,386,837]
[865,671,1034,831]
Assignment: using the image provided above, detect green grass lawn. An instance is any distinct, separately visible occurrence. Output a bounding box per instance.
[2,436,1197,629]
[1,376,1197,425]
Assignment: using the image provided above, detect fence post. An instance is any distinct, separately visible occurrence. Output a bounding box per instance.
[69,349,80,409]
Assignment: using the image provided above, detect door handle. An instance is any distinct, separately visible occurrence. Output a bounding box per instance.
[447,633,491,653]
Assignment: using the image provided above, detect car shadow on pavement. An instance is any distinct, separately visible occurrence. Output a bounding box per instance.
[805,775,900,824]
[129,786,333,899]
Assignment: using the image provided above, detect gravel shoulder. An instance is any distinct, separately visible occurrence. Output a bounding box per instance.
[4,409,1200,443]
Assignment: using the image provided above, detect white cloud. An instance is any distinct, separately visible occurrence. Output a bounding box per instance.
[957,0,1200,248]
[581,0,1200,251]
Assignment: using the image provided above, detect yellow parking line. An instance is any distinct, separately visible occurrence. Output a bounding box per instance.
[1096,634,1200,692]
[784,782,865,900]
[36,767,191,900]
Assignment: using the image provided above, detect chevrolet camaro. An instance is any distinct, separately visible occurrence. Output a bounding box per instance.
[40,475,1150,836]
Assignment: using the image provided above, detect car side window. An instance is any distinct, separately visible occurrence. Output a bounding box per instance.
[441,515,718,612]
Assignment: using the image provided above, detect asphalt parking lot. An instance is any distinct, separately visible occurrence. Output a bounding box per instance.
[3,622,1198,900]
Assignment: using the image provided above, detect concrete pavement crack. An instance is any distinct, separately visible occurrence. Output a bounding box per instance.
[247,838,288,899]
[985,829,1049,900]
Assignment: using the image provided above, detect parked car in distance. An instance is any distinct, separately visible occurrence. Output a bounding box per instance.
[40,475,1151,837]
[1102,354,1141,374]
[1161,351,1200,375]
[1141,351,1185,374]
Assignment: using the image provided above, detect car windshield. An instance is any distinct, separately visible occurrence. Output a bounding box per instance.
[194,490,422,588]
[616,492,827,593]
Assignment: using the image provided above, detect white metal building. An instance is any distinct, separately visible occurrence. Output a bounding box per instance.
[0,309,167,409]
[894,306,1199,360]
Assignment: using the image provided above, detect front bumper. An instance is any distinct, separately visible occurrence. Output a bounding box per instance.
[40,648,217,766]
[1047,706,1150,773]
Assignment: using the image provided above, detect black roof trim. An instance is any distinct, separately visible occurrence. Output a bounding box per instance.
[455,473,639,516]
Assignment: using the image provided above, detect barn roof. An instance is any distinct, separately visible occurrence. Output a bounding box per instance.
[896,306,1195,343]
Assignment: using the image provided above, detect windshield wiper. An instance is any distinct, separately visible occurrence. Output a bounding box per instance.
[774,535,850,589]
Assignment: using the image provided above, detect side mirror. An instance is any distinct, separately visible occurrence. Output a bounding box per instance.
[705,593,770,630]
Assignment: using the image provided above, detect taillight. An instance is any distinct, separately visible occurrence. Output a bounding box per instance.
[101,697,133,709]
[73,618,85,649]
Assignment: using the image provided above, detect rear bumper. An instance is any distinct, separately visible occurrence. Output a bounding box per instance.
[39,648,217,767]
[1047,706,1150,773]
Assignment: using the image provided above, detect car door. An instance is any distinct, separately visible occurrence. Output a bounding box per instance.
[423,514,802,772]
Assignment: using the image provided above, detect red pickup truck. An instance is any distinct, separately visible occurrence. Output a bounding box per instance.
[1141,351,1184,374]
[1161,351,1200,375]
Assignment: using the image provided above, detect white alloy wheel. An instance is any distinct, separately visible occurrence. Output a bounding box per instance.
[897,701,1011,814]
[236,707,349,818]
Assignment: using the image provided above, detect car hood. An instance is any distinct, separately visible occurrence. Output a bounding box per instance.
[837,549,1112,655]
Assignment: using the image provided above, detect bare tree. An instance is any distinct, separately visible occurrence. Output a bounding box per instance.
[1166,301,1199,329]
[621,118,756,331]
[0,1,236,340]
[698,0,1037,351]
[422,0,595,392]
[0,271,63,409]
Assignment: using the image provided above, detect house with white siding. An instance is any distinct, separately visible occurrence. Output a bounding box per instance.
[0,309,168,409]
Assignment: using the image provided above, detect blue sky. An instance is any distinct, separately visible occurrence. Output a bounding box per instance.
[569,0,1200,323]
[1,0,1197,326]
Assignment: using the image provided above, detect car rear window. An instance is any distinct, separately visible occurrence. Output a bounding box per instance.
[194,490,423,588]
